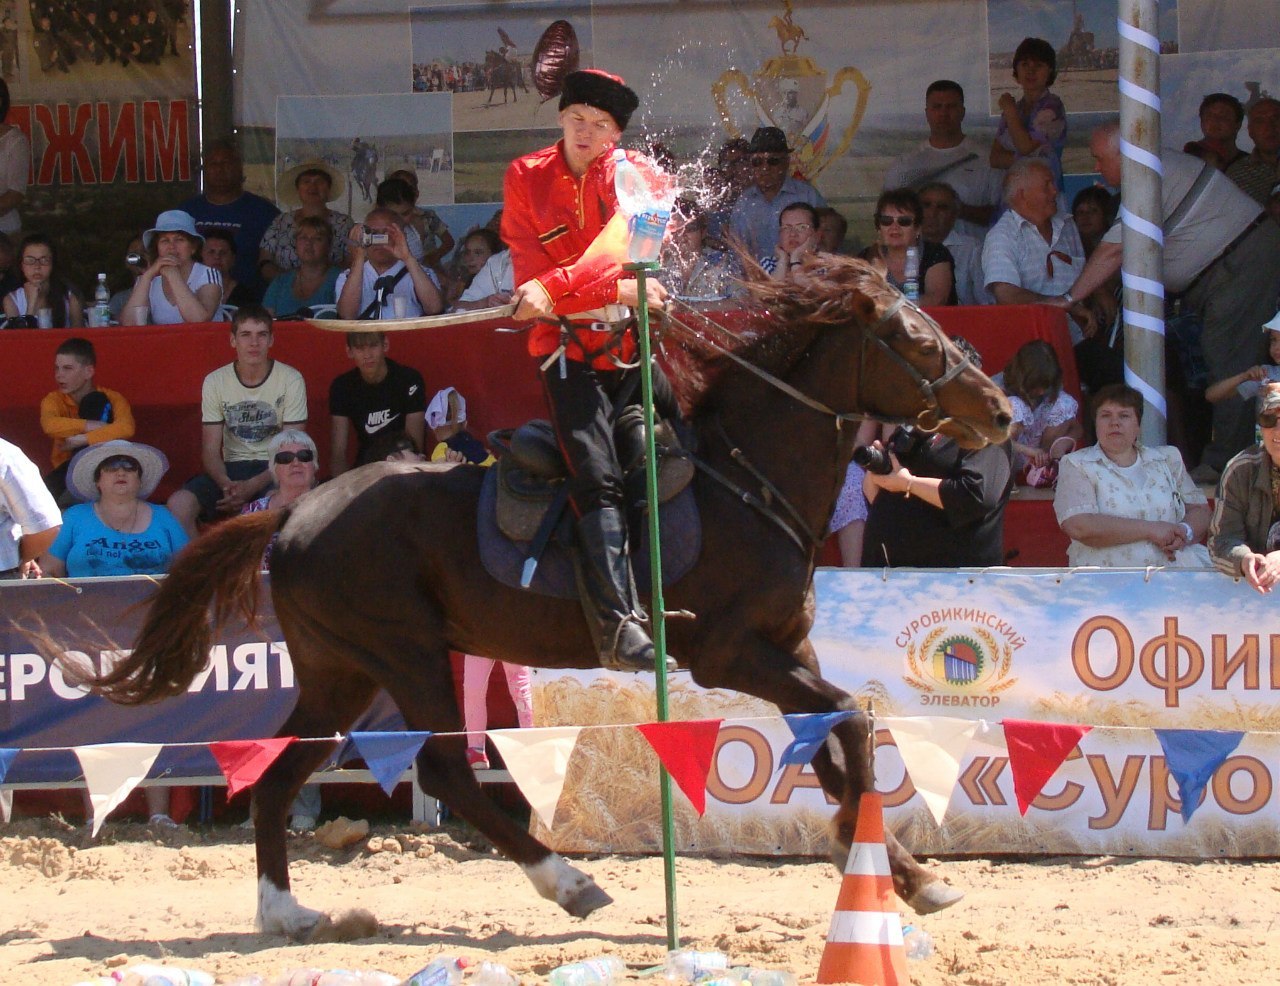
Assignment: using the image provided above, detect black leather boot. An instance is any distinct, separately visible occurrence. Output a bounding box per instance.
[573,507,656,671]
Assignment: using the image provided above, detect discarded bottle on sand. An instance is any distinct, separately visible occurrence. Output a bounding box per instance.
[726,967,798,986]
[272,970,401,986]
[114,964,215,986]
[470,960,519,986]
[663,948,729,982]
[902,924,935,960]
[399,955,470,986]
[548,954,626,986]
[613,149,676,264]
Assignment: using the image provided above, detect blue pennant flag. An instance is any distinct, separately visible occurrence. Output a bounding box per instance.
[1155,728,1244,822]
[778,712,856,769]
[349,731,432,796]
[0,748,17,785]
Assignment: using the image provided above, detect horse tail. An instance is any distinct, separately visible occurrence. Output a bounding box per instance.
[89,510,285,705]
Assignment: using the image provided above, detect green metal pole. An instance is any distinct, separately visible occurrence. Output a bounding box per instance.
[625,260,679,951]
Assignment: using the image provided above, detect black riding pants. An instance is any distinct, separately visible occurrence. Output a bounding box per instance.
[540,357,677,517]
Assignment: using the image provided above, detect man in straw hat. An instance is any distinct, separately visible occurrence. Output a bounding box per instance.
[501,68,672,672]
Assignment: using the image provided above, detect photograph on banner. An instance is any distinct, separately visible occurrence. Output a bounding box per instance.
[1161,50,1280,151]
[453,127,559,202]
[275,93,453,221]
[987,0,1180,115]
[1178,0,1280,53]
[8,0,194,100]
[410,1,592,133]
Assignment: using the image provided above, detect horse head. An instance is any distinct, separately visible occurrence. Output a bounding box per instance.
[752,257,1012,448]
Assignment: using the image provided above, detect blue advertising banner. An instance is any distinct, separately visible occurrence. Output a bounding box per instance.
[0,576,401,783]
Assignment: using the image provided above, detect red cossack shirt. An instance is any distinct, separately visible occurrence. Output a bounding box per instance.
[501,140,644,369]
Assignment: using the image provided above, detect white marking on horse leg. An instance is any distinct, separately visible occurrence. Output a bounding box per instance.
[256,875,324,940]
[522,854,612,918]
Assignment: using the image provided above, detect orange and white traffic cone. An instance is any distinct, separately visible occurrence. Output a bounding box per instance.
[816,792,909,985]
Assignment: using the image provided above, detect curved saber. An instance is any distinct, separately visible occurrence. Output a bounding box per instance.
[305,303,518,333]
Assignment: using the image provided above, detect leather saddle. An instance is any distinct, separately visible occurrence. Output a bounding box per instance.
[489,418,695,542]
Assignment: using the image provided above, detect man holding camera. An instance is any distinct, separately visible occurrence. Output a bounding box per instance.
[336,207,444,320]
[859,343,1014,567]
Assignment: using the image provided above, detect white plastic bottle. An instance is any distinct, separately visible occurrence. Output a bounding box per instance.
[902,924,935,960]
[398,956,470,986]
[114,965,215,986]
[470,961,519,986]
[613,149,675,264]
[547,954,625,986]
[93,272,112,326]
[273,971,400,986]
[903,245,920,302]
[663,948,729,982]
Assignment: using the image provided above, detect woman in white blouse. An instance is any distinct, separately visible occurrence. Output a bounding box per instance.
[0,81,29,237]
[1054,383,1211,568]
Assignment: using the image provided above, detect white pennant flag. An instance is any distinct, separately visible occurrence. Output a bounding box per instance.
[487,727,582,829]
[74,742,163,836]
[882,716,979,826]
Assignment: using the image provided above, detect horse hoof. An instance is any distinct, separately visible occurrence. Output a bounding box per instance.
[907,880,964,915]
[564,881,613,919]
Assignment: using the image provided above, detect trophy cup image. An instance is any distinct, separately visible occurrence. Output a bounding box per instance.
[711,0,871,181]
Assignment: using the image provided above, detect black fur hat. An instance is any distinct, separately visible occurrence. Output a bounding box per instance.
[559,69,639,131]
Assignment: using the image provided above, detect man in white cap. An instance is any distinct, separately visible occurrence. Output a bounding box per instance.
[502,68,670,672]
[0,436,60,579]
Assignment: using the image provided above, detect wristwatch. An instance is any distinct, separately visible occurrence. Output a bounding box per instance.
[1179,521,1194,541]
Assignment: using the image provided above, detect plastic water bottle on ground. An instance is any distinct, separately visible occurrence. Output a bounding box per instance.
[399,955,470,986]
[613,149,676,264]
[114,964,215,986]
[470,960,519,986]
[663,948,729,982]
[902,924,934,960]
[93,272,112,327]
[903,245,920,303]
[272,971,401,986]
[728,967,797,986]
[548,954,625,986]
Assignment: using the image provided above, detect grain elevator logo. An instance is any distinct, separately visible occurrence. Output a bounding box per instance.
[898,609,1022,706]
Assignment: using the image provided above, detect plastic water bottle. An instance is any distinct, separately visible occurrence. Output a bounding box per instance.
[902,245,920,302]
[114,966,215,986]
[727,968,797,986]
[902,924,934,960]
[548,955,625,986]
[663,948,729,982]
[399,956,470,986]
[613,149,675,264]
[470,961,519,986]
[93,272,111,326]
[272,971,400,986]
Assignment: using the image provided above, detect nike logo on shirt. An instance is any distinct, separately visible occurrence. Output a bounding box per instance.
[365,410,401,433]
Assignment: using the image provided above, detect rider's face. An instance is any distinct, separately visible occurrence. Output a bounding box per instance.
[558,105,621,177]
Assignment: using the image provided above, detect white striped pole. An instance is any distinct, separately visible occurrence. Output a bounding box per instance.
[1117,1,1166,443]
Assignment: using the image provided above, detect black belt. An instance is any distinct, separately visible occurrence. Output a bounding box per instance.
[1183,212,1268,297]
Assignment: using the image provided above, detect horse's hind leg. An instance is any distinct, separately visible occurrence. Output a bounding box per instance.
[251,630,379,940]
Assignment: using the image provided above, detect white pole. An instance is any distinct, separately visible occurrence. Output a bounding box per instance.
[1117,0,1166,444]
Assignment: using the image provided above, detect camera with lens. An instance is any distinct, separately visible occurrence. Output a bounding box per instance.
[852,425,926,475]
[361,230,390,247]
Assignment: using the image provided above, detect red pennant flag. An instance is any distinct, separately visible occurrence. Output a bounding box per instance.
[208,737,297,799]
[1002,719,1091,816]
[635,719,723,815]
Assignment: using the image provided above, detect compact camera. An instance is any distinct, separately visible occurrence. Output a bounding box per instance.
[125,251,146,267]
[852,425,926,475]
[362,231,390,247]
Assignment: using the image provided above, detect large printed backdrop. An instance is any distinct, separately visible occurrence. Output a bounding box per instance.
[234,0,1272,264]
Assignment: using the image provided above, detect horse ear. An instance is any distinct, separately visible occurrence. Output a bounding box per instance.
[847,288,878,325]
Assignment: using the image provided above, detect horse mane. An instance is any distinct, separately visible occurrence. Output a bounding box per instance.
[663,255,897,415]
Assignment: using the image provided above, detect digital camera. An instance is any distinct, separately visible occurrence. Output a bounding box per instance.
[362,231,390,247]
[852,425,926,475]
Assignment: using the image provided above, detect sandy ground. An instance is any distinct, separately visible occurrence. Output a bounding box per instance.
[4,816,1280,986]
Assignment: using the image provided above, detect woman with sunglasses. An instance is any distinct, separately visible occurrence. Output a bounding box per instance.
[859,189,956,307]
[42,440,188,578]
[3,233,84,327]
[240,429,319,529]
[1055,384,1210,569]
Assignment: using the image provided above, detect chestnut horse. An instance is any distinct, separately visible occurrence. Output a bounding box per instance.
[85,258,1011,939]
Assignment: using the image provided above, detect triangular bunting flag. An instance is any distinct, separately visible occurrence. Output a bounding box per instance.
[1155,728,1244,822]
[208,737,297,799]
[635,719,723,816]
[488,727,582,829]
[74,742,163,836]
[0,747,17,785]
[1002,719,1091,816]
[349,731,431,796]
[779,712,856,768]
[882,716,980,826]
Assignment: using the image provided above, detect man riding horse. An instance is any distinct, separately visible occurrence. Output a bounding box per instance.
[502,69,670,673]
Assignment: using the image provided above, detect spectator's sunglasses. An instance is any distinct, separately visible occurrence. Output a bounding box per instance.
[99,456,140,473]
[274,449,316,465]
[1260,413,1280,430]
[875,214,916,228]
